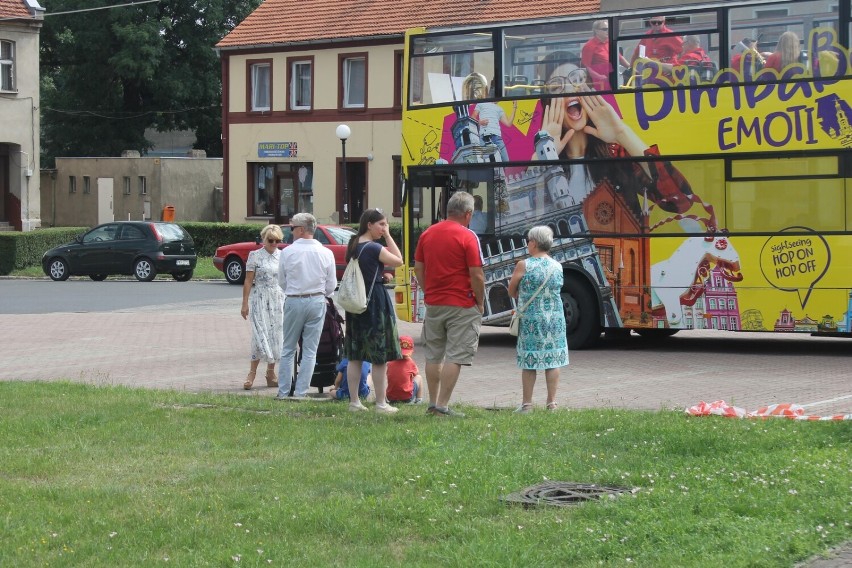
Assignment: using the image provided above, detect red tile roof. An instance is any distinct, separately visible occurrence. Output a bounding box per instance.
[217,0,600,49]
[0,0,30,19]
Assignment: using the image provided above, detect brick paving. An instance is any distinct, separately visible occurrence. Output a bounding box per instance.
[1,295,850,566]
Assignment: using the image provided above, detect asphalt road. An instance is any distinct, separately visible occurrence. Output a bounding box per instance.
[0,278,240,314]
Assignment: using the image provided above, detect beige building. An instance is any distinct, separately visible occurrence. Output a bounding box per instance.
[215,0,600,226]
[40,154,223,228]
[0,0,42,231]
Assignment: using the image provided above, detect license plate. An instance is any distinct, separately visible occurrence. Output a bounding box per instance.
[176,260,190,266]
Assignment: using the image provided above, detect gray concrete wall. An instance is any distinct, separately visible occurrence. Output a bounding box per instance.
[42,156,223,227]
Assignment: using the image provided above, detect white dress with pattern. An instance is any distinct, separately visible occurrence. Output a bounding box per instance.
[246,248,284,363]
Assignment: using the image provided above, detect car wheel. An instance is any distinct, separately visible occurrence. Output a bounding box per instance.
[133,258,157,282]
[561,277,601,350]
[89,274,108,281]
[224,256,245,285]
[172,270,193,282]
[635,329,679,340]
[47,258,70,281]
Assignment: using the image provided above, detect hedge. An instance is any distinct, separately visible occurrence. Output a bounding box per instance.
[1,221,429,275]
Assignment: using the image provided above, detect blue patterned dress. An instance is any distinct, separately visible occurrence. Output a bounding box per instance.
[516,256,569,370]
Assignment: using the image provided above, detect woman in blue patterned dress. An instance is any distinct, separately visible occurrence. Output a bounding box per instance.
[240,224,285,390]
[508,225,568,412]
[343,209,404,413]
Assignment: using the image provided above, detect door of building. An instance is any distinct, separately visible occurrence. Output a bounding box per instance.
[97,178,114,224]
[274,172,297,225]
[337,159,367,224]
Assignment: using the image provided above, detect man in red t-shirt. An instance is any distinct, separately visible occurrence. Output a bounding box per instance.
[581,19,630,90]
[631,16,683,65]
[414,191,485,417]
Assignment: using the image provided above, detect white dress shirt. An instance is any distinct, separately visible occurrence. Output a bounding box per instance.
[277,238,336,297]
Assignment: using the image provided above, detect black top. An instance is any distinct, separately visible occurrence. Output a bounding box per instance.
[356,241,384,287]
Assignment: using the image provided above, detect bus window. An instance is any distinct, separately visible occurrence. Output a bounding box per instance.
[501,20,596,95]
[616,11,720,88]
[727,179,844,232]
[409,32,494,105]
[728,0,840,78]
[727,156,843,232]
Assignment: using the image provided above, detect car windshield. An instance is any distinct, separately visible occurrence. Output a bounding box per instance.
[326,226,356,244]
[156,223,189,242]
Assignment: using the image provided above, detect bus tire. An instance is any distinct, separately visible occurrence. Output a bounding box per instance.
[562,277,601,350]
[635,329,679,340]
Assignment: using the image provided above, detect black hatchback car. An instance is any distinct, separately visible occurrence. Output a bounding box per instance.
[42,222,197,282]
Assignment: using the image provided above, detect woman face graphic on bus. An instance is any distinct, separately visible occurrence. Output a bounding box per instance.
[537,52,716,233]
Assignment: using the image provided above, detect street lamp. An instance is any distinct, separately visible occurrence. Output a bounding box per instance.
[336,124,351,222]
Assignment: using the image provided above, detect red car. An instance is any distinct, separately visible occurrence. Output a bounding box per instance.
[213,224,357,285]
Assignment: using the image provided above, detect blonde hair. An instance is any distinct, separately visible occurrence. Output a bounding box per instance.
[260,224,283,241]
[775,31,801,69]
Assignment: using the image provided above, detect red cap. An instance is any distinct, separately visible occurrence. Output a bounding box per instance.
[399,335,414,356]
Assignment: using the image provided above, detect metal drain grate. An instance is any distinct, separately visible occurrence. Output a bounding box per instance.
[501,482,636,508]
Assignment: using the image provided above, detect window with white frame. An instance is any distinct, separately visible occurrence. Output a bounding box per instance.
[342,56,366,108]
[83,176,91,194]
[290,60,312,110]
[250,62,271,112]
[123,176,131,195]
[138,176,147,195]
[0,40,14,92]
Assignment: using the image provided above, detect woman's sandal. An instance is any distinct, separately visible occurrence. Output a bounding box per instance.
[546,401,558,411]
[265,368,278,388]
[243,371,256,390]
[515,403,534,414]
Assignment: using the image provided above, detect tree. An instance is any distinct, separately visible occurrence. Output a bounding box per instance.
[40,0,261,166]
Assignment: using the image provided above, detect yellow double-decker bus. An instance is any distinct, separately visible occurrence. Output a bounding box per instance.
[397,0,852,349]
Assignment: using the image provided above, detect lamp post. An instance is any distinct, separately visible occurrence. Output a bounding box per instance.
[335,124,351,222]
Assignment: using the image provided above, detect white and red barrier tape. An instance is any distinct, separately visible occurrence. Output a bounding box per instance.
[686,400,852,421]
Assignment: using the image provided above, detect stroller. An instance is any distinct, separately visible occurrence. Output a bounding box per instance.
[289,297,344,395]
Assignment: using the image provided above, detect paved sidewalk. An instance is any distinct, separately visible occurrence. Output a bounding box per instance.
[2,296,851,416]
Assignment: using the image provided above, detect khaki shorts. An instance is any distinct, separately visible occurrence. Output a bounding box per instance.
[421,305,482,366]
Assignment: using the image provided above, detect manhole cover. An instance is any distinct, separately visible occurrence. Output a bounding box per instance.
[501,482,636,508]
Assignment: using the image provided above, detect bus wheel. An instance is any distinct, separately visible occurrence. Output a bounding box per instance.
[562,278,601,350]
[635,329,679,340]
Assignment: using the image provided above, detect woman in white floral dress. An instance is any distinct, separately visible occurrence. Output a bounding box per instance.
[240,224,285,389]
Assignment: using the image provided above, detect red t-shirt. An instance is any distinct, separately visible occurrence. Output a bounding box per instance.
[632,27,683,63]
[581,37,611,90]
[387,357,419,401]
[414,220,483,308]
[764,52,783,72]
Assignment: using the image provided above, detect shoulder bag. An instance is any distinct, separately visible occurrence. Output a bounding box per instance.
[509,261,557,337]
[336,243,380,314]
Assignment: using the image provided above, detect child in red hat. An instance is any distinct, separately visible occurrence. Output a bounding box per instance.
[386,335,423,404]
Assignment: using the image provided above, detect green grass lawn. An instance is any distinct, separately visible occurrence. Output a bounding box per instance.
[10,257,224,281]
[0,382,849,567]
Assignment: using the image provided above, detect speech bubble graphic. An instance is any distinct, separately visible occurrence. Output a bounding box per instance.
[759,227,830,309]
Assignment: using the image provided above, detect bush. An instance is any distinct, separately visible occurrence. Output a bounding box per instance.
[1,220,429,274]
[178,222,265,257]
[0,227,87,275]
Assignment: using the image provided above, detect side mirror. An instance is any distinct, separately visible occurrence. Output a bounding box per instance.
[255,235,262,245]
[75,234,83,243]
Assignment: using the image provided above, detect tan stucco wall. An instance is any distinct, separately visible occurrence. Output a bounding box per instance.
[42,157,222,227]
[0,18,41,230]
[225,43,402,223]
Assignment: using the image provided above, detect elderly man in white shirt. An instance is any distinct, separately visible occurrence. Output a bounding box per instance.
[277,213,337,399]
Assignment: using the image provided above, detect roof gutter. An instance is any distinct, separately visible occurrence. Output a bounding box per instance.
[215,32,403,53]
